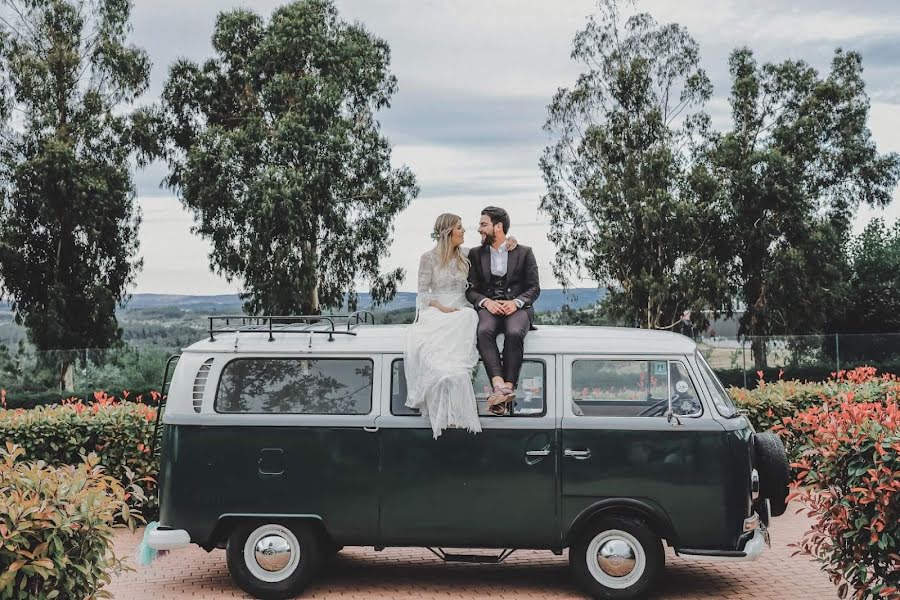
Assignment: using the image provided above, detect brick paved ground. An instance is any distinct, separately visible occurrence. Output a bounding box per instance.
[107,502,838,599]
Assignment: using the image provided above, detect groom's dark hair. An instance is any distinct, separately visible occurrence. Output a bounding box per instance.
[481,206,510,234]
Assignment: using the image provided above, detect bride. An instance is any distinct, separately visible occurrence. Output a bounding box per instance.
[403,213,516,438]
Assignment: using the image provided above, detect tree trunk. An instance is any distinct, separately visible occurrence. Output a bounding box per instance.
[303,234,320,314]
[750,337,768,370]
[61,361,75,392]
[742,275,769,369]
[309,283,319,315]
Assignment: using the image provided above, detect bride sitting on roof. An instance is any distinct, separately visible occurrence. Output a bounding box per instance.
[402,213,517,439]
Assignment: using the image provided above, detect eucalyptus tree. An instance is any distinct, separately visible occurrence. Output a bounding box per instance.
[0,0,154,386]
[706,48,900,367]
[540,0,732,330]
[157,0,417,315]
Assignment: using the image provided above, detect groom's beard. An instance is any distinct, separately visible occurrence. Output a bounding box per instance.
[481,232,495,246]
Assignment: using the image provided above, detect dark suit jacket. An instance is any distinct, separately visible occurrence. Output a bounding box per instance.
[466,244,541,315]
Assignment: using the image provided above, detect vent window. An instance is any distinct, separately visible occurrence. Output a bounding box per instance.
[192,358,214,413]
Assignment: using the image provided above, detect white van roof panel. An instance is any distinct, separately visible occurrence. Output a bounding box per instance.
[183,324,696,355]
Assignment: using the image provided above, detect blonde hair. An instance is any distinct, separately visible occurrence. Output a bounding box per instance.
[432,213,470,274]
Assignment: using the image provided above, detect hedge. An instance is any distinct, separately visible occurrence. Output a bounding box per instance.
[715,360,900,389]
[0,392,160,521]
[0,387,162,411]
[728,367,900,600]
[728,366,900,458]
[0,443,144,600]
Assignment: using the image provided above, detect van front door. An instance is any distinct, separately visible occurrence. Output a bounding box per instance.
[377,356,558,548]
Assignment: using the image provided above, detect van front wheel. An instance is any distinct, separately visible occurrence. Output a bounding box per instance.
[570,516,664,599]
[226,521,322,599]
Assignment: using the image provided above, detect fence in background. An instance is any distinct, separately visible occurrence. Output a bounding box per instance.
[697,333,900,388]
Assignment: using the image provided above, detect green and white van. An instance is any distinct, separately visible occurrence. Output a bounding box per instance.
[147,315,789,600]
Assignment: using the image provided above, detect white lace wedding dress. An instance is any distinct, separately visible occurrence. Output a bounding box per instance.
[403,248,481,439]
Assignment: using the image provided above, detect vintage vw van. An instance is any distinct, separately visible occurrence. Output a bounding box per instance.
[148,315,790,600]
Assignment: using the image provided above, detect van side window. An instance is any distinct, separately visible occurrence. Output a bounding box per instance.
[391,359,546,417]
[216,358,373,414]
[571,359,701,417]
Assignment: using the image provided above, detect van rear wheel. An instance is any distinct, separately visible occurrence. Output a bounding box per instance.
[226,521,322,599]
[570,516,664,599]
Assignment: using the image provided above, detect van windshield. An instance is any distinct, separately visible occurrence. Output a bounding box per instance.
[696,351,738,418]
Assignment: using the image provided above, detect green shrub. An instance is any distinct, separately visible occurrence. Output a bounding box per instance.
[784,396,900,599]
[0,443,144,600]
[714,360,900,389]
[728,367,900,459]
[0,393,160,521]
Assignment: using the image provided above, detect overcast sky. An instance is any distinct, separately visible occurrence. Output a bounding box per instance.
[128,0,900,295]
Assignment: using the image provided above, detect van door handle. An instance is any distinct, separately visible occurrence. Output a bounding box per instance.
[526,446,551,457]
[564,449,592,460]
[363,426,379,433]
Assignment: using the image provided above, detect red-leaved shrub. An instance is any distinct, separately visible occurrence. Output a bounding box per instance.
[780,382,900,599]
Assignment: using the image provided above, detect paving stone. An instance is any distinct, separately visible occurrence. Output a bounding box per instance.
[107,502,838,599]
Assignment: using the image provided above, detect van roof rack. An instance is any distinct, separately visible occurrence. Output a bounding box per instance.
[207,311,376,342]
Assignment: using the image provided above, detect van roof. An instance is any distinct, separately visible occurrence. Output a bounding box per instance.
[183,324,697,356]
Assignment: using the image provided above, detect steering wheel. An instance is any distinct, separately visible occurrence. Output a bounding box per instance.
[639,391,703,418]
[672,395,702,416]
[637,396,671,417]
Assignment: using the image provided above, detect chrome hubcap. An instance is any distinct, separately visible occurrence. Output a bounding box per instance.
[585,529,647,590]
[596,538,636,577]
[242,524,301,583]
[254,534,292,572]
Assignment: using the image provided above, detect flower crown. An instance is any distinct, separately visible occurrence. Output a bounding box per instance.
[431,226,453,242]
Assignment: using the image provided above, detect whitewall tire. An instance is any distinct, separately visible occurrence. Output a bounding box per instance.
[570,516,663,599]
[226,520,322,599]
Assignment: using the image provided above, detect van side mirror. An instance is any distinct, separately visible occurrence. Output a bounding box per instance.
[666,409,682,427]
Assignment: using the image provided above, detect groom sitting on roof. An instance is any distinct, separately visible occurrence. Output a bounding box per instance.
[466,206,540,416]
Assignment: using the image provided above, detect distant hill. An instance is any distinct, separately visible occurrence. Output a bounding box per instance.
[121,294,243,311]
[0,289,606,349]
[119,289,606,314]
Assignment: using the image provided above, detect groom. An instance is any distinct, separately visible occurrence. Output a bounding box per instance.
[466,206,540,412]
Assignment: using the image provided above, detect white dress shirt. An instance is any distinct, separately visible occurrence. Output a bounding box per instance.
[489,241,509,276]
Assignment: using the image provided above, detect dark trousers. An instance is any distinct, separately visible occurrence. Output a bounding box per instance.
[476,309,532,387]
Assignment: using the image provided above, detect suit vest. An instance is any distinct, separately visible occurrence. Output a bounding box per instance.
[487,271,511,300]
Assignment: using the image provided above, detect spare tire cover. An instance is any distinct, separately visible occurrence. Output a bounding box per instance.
[753,431,791,517]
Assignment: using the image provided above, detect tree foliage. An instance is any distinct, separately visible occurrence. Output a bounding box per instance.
[544,1,900,360]
[705,48,900,366]
[0,0,151,360]
[831,218,900,335]
[540,0,732,330]
[156,0,417,315]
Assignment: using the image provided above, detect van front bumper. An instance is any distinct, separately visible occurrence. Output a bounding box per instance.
[147,527,191,550]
